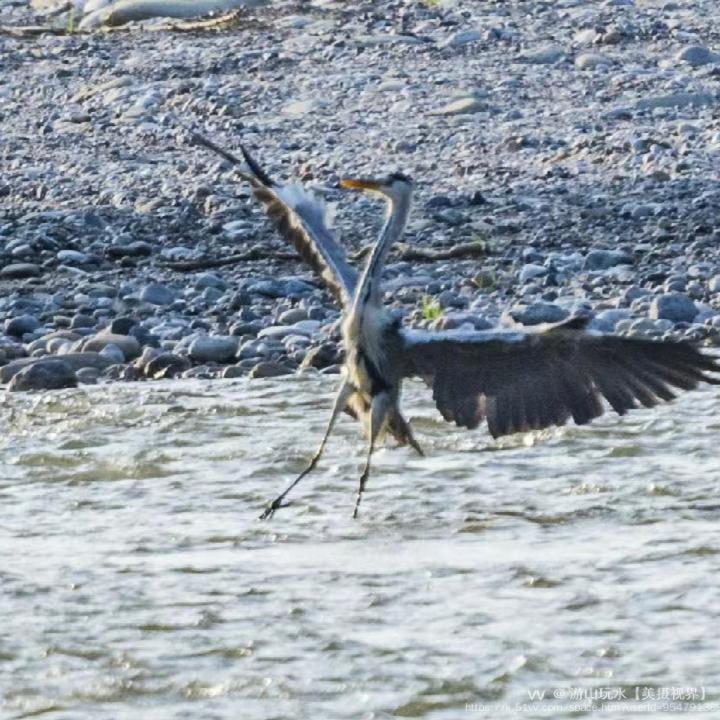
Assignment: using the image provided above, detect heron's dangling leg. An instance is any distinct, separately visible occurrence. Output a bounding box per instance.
[259,380,353,520]
[352,392,391,519]
[389,410,425,457]
[406,428,424,457]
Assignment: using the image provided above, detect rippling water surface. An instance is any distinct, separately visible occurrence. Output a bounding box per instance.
[2,376,720,719]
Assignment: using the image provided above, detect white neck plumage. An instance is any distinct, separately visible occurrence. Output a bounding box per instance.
[351,190,412,315]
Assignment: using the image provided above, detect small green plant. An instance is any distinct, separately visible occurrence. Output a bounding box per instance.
[473,269,497,292]
[421,295,443,322]
[66,8,76,34]
[470,235,488,253]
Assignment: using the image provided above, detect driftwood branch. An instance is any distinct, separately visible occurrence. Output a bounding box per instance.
[151,9,240,31]
[165,241,487,272]
[0,6,246,36]
[0,24,71,36]
[164,246,298,271]
[397,241,487,262]
[351,241,488,263]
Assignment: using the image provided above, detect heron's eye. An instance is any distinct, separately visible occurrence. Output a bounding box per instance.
[388,171,412,184]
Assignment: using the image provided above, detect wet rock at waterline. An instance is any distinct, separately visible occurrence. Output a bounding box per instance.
[8,360,77,392]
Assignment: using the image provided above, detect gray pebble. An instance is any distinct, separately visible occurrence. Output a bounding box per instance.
[278,307,309,325]
[663,276,687,293]
[636,92,716,111]
[188,335,238,363]
[76,367,100,384]
[1,352,113,383]
[629,318,664,336]
[623,286,649,304]
[109,317,135,335]
[201,287,224,304]
[436,313,492,331]
[70,314,96,330]
[575,52,612,70]
[0,263,41,279]
[4,315,40,337]
[195,272,227,291]
[506,302,569,326]
[520,264,547,282]
[443,30,483,48]
[106,241,153,259]
[519,47,564,65]
[143,353,191,379]
[250,361,293,379]
[83,332,141,361]
[8,359,77,392]
[688,264,713,280]
[237,339,266,360]
[249,279,315,299]
[57,249,90,265]
[588,308,630,332]
[140,283,177,306]
[258,326,297,341]
[222,365,245,379]
[437,290,468,310]
[583,250,632,271]
[300,343,340,370]
[431,97,488,116]
[229,320,263,336]
[675,45,720,67]
[98,343,126,365]
[648,293,697,323]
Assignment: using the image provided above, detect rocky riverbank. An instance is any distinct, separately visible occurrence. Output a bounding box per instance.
[2,0,720,391]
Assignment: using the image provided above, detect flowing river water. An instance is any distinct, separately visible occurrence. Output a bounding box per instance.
[2,376,720,719]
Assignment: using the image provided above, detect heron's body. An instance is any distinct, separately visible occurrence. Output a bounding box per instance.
[343,304,395,418]
[181,124,720,518]
[343,302,418,451]
[340,183,423,458]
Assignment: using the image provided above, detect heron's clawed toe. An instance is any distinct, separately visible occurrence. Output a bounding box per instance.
[258,499,292,520]
[258,506,275,521]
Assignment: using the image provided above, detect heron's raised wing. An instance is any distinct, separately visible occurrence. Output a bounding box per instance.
[247,175,358,308]
[401,316,720,438]
[182,125,357,307]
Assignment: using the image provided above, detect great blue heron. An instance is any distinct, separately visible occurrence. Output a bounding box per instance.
[183,127,719,519]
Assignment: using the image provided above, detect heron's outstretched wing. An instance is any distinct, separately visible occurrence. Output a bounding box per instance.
[184,126,357,307]
[248,176,358,307]
[401,316,720,438]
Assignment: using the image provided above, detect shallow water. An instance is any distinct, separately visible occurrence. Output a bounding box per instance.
[2,376,720,719]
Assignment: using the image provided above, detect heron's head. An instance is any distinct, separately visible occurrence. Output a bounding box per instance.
[340,172,414,203]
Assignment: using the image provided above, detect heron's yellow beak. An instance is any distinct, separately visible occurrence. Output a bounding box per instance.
[339,178,383,192]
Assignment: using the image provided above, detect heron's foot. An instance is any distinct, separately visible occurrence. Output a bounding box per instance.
[352,492,363,519]
[258,498,292,520]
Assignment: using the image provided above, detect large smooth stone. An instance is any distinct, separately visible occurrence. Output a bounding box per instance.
[188,336,238,363]
[83,332,141,361]
[1,352,114,384]
[8,360,77,392]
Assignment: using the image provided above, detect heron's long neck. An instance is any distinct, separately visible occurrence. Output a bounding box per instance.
[352,193,411,314]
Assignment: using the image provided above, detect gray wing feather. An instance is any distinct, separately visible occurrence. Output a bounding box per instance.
[239,151,357,307]
[401,318,720,438]
[264,183,358,306]
[181,125,357,307]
